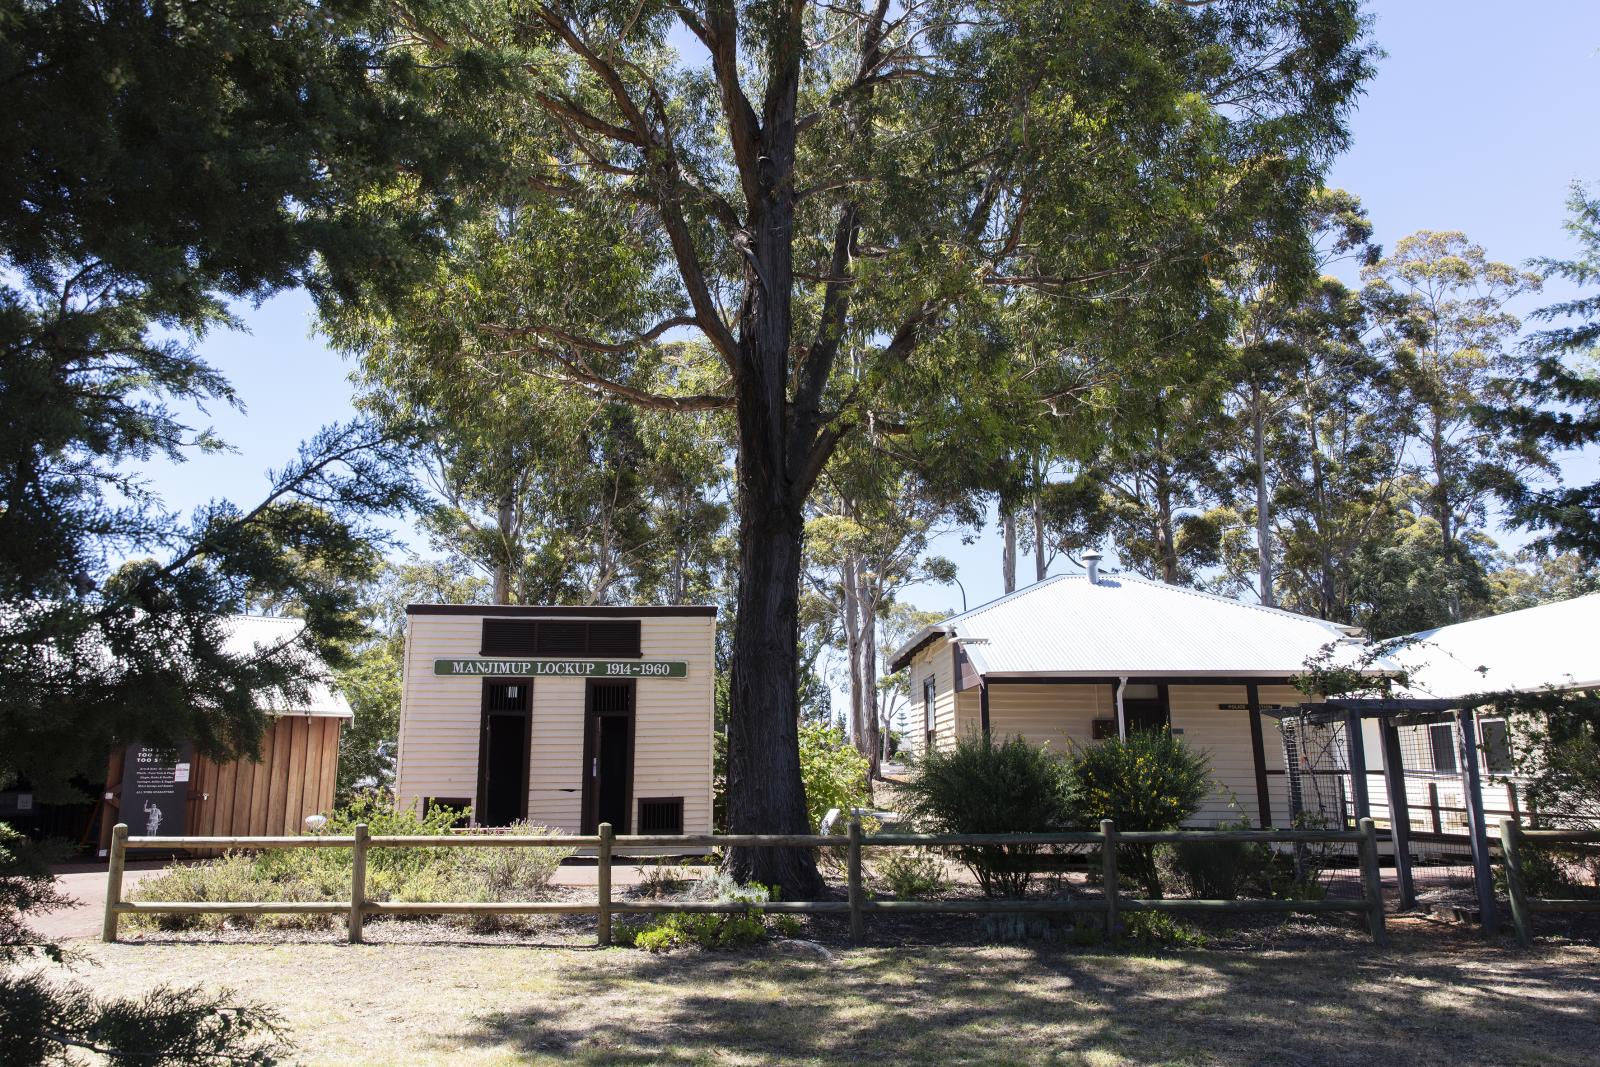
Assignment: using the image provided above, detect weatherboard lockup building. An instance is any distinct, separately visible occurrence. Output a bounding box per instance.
[396,604,717,836]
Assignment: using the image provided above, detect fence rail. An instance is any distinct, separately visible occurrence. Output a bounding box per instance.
[101,818,1387,947]
[1499,819,1600,947]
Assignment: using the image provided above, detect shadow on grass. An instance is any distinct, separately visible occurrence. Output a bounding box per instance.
[451,933,1600,1067]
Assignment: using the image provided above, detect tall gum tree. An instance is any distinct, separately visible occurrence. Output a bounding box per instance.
[350,0,1374,891]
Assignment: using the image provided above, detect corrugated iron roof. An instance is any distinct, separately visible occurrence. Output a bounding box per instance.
[1389,592,1600,699]
[890,574,1368,677]
[223,614,353,719]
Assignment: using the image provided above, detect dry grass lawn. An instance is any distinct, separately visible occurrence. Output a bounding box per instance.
[28,920,1600,1066]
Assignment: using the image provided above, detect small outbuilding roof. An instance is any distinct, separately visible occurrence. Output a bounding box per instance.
[224,614,353,719]
[1387,592,1600,700]
[889,574,1369,679]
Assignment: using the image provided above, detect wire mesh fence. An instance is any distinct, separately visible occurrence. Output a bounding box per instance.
[1279,713,1497,912]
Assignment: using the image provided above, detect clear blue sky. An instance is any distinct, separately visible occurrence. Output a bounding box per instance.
[139,1,1600,621]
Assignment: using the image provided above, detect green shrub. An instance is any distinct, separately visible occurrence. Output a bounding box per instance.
[617,875,776,952]
[454,822,573,896]
[1161,819,1273,900]
[898,733,1074,897]
[873,849,949,900]
[772,914,804,938]
[127,852,350,932]
[798,722,871,831]
[1123,911,1207,949]
[1064,730,1210,897]
[129,797,575,933]
[1498,845,1594,900]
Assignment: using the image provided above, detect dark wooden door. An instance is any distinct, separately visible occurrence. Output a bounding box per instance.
[582,680,635,834]
[476,680,531,826]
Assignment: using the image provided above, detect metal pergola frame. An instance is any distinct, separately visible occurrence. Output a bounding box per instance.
[1280,698,1498,931]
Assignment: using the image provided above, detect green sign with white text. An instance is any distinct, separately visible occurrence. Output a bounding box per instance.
[433,658,687,679]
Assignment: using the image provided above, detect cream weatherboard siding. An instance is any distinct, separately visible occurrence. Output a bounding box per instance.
[1167,684,1295,827]
[986,683,1114,755]
[907,639,960,754]
[395,609,716,834]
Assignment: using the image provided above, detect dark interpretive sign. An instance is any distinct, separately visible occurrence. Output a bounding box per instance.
[120,742,193,837]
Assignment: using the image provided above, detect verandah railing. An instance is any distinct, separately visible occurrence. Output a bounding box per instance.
[101,818,1388,946]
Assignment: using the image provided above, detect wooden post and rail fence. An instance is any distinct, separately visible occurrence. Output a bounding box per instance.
[1499,819,1600,948]
[102,818,1389,947]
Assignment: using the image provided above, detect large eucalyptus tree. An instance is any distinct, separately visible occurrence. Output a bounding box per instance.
[345,0,1374,890]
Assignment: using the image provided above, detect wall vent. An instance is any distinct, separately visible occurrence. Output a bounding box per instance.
[637,797,684,835]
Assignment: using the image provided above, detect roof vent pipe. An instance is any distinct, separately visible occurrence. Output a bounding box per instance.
[1083,551,1103,585]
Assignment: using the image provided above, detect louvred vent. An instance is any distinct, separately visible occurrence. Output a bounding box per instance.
[637,797,684,835]
[587,621,642,658]
[536,622,587,655]
[480,618,643,658]
[482,619,539,656]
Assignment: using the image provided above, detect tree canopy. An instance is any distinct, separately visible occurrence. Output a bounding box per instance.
[0,0,474,794]
[325,0,1375,890]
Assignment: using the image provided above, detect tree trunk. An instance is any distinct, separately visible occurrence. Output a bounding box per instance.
[492,492,514,605]
[1155,463,1179,584]
[1001,504,1017,593]
[1032,489,1047,584]
[721,51,824,893]
[1429,412,1461,622]
[1303,380,1336,619]
[841,551,867,755]
[859,580,881,780]
[724,430,820,894]
[1252,395,1274,607]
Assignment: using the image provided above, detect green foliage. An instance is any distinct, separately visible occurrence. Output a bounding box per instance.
[129,798,573,933]
[616,875,776,953]
[1155,818,1321,902]
[3,823,291,1062]
[797,722,872,832]
[1065,732,1212,833]
[1487,550,1600,613]
[1122,912,1209,950]
[1498,846,1592,901]
[1480,184,1600,560]
[0,0,479,797]
[0,974,290,1066]
[1065,732,1211,897]
[0,822,71,966]
[1491,687,1600,831]
[872,850,950,901]
[898,733,1074,897]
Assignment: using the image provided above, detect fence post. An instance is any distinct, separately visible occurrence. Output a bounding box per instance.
[847,817,864,944]
[1500,817,1533,948]
[348,822,368,944]
[1101,819,1118,941]
[1358,817,1387,946]
[1428,782,1442,834]
[102,823,128,943]
[597,822,614,947]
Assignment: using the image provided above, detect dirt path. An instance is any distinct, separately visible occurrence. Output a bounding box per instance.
[26,928,1600,1066]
